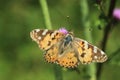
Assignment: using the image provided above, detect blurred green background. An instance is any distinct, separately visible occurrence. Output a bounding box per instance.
[0,0,120,80]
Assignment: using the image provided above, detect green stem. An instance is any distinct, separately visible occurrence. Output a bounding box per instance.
[39,0,63,80]
[79,0,96,80]
[53,65,63,80]
[39,0,52,29]
[97,0,117,80]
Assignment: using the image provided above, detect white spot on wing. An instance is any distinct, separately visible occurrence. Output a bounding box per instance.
[42,29,48,35]
[101,51,105,55]
[94,56,97,59]
[93,46,97,53]
[51,31,57,38]
[84,41,88,49]
[38,36,41,40]
[35,29,40,32]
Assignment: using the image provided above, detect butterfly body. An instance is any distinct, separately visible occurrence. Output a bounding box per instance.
[30,28,107,68]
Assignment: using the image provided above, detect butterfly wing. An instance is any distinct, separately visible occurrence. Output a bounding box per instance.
[44,44,59,63]
[54,39,79,68]
[73,38,107,64]
[44,40,64,63]
[56,49,79,68]
[30,29,65,50]
[30,29,107,68]
[44,35,79,68]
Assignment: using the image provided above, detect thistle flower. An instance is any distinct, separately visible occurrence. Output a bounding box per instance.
[113,8,120,20]
[59,28,68,34]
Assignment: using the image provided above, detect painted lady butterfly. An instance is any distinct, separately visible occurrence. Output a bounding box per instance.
[30,28,107,68]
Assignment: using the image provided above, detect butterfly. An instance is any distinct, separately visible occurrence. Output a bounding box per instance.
[30,28,107,68]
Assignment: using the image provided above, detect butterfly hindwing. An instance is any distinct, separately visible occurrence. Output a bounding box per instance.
[56,50,79,68]
[44,45,59,63]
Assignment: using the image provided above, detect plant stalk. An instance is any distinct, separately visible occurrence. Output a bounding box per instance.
[79,0,96,80]
[39,0,63,80]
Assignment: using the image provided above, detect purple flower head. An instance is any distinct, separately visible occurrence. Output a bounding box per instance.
[113,8,120,20]
[59,28,68,34]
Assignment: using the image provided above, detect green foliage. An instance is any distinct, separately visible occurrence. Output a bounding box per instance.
[0,0,120,80]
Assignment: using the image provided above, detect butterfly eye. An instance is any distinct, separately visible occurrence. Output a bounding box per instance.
[65,35,72,41]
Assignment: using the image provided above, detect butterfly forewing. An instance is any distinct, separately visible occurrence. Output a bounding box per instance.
[30,29,65,50]
[73,38,107,64]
